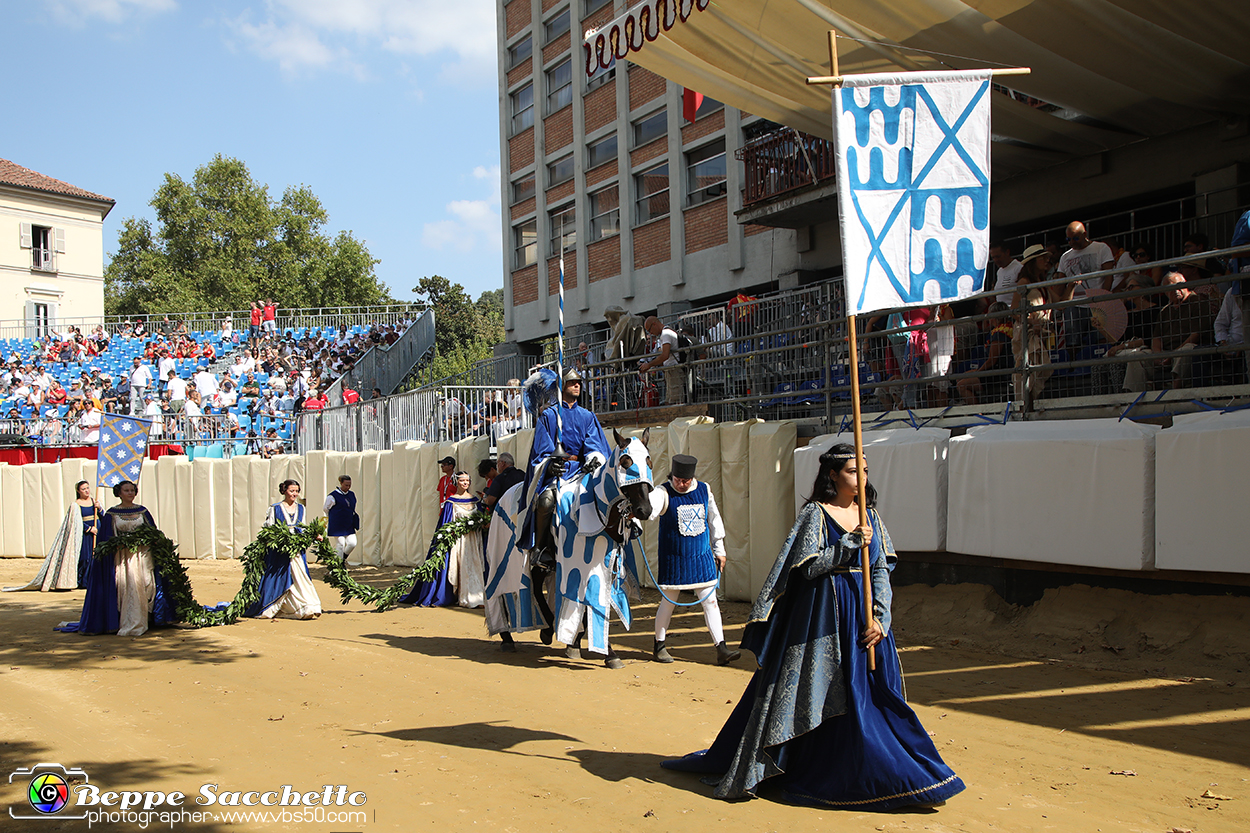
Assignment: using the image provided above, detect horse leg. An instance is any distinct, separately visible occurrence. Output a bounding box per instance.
[531,562,555,645]
[499,631,516,653]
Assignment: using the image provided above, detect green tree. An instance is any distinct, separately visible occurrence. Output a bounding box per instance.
[105,155,388,315]
[408,277,506,383]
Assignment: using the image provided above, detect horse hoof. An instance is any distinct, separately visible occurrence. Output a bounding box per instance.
[564,646,582,660]
[605,656,624,670]
[500,641,517,653]
[540,627,554,645]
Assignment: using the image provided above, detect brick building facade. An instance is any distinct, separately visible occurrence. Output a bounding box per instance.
[494,0,838,351]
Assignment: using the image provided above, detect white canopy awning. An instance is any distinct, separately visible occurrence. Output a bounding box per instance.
[585,0,1250,179]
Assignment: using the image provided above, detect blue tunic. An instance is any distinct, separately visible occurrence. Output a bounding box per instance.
[519,399,611,549]
[245,502,309,617]
[657,482,717,586]
[326,489,359,537]
[662,505,964,809]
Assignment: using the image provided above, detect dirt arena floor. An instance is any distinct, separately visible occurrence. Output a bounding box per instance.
[0,557,1247,833]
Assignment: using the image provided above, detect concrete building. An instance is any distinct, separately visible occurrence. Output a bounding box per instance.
[0,158,114,337]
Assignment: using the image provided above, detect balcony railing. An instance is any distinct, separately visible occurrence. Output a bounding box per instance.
[736,128,836,207]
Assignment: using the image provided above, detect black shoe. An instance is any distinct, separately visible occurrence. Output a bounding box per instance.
[653,640,674,663]
[715,641,741,666]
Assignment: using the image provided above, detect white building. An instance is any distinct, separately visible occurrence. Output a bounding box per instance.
[0,158,114,338]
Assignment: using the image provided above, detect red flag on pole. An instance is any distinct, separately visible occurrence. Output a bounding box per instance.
[682,87,703,123]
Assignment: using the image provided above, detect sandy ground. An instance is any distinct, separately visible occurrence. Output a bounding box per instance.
[0,557,1247,833]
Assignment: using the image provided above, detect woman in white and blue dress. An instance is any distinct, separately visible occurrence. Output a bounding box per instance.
[245,479,322,620]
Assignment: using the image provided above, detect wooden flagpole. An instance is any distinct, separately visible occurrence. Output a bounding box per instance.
[809,31,1031,673]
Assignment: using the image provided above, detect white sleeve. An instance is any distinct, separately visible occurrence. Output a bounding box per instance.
[647,486,669,518]
[323,493,336,515]
[262,505,277,528]
[1215,290,1234,343]
[706,488,727,560]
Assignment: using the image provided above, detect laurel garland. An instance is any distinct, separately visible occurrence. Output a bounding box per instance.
[94,517,336,628]
[92,510,493,624]
[314,510,493,611]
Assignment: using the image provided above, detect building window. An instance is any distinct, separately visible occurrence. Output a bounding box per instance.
[686,139,727,206]
[587,56,615,91]
[634,163,669,225]
[550,204,576,255]
[546,58,572,113]
[584,0,613,13]
[548,154,574,186]
[511,83,534,133]
[632,110,666,147]
[20,223,59,272]
[514,219,537,268]
[507,35,532,70]
[690,95,724,119]
[544,9,570,43]
[587,135,617,169]
[589,186,620,241]
[512,175,536,204]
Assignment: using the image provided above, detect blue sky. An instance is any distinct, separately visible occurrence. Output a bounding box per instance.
[0,0,504,303]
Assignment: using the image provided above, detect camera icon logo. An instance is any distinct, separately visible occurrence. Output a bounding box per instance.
[8,764,89,820]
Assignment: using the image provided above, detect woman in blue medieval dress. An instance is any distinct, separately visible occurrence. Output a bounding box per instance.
[662,444,964,810]
[403,471,485,608]
[5,480,100,593]
[76,480,174,636]
[246,479,322,619]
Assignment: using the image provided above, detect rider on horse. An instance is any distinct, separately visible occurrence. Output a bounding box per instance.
[519,367,611,564]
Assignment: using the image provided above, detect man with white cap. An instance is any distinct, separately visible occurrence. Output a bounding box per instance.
[648,454,739,666]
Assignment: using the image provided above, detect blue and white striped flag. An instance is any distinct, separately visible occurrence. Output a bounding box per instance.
[833,70,993,315]
[96,412,153,489]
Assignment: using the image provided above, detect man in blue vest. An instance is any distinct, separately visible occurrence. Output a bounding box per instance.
[648,454,739,666]
[323,474,360,566]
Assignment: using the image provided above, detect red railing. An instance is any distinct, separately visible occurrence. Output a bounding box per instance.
[736,128,836,207]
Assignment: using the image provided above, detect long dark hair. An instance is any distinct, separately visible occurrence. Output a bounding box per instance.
[805,443,877,508]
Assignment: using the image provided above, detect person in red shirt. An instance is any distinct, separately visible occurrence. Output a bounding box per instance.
[341,387,360,404]
[437,456,456,505]
[249,301,263,350]
[262,298,277,340]
[302,390,327,412]
[45,381,68,405]
[201,342,216,362]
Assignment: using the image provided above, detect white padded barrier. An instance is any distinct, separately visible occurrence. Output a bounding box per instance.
[948,419,1159,570]
[1156,411,1250,573]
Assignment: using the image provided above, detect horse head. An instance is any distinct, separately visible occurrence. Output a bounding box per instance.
[610,427,653,521]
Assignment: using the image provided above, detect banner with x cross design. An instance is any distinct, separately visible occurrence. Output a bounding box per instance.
[96,412,153,489]
[833,70,992,316]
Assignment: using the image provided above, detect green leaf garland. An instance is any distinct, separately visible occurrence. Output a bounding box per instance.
[91,510,494,624]
[315,510,493,611]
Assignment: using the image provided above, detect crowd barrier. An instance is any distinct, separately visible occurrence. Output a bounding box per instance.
[3,411,1247,596]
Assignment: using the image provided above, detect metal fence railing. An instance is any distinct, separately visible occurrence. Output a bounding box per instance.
[0,305,430,343]
[735,127,836,207]
[323,309,437,405]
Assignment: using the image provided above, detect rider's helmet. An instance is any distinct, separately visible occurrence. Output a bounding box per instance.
[562,367,584,388]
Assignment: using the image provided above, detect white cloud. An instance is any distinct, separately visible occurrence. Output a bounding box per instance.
[227,0,496,82]
[49,0,175,25]
[422,165,501,254]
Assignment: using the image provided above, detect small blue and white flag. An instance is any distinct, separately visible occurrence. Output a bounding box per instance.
[833,69,993,315]
[96,412,153,489]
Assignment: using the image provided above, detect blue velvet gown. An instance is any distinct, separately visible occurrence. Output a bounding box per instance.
[75,506,172,635]
[245,502,321,619]
[402,498,458,607]
[663,509,964,810]
[78,505,95,589]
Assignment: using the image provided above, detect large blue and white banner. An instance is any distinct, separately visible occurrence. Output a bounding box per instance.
[834,70,992,316]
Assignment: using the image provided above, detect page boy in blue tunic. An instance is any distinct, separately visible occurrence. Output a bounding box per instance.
[323,474,359,565]
[647,454,739,666]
